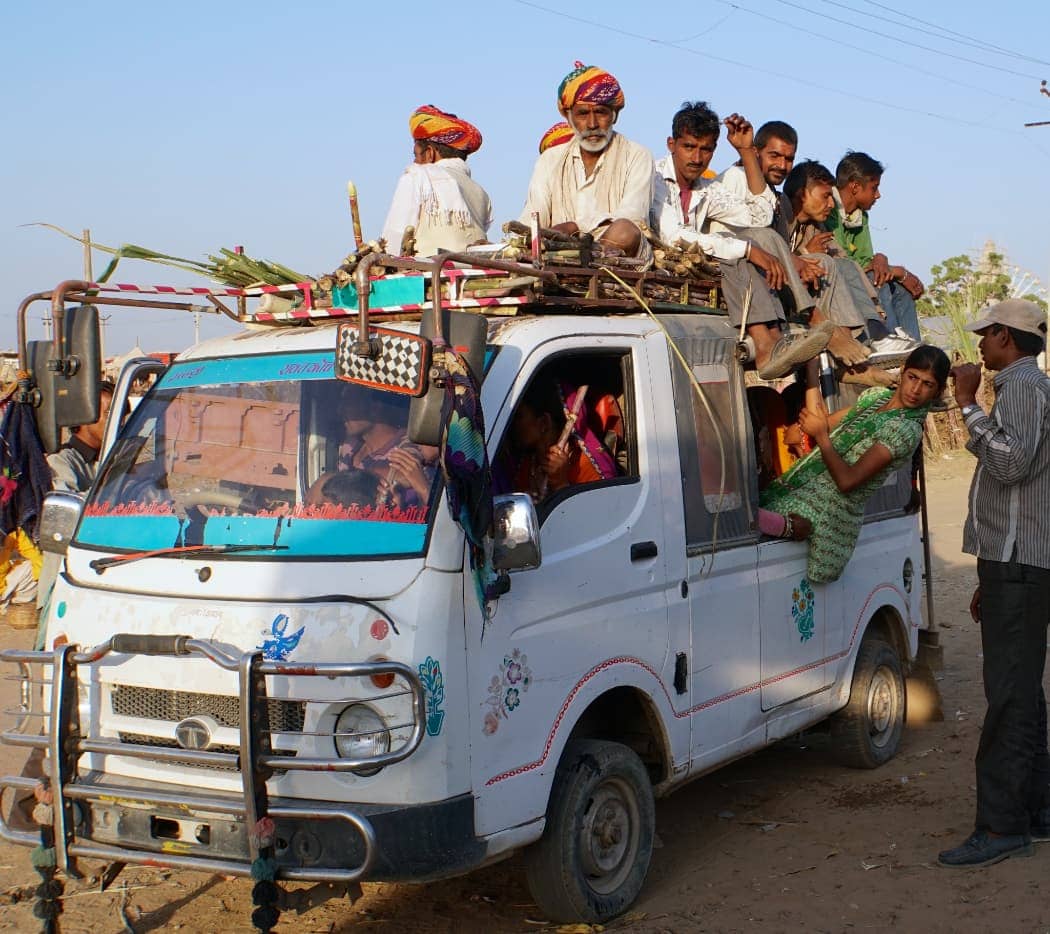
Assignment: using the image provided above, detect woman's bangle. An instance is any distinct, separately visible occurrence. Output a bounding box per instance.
[783,514,794,539]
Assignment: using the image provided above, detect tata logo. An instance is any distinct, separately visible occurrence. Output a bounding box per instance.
[175,716,218,751]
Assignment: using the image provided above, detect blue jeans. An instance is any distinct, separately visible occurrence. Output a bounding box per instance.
[875,280,921,340]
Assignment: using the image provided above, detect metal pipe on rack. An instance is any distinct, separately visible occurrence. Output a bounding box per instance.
[49,280,93,365]
[16,291,51,372]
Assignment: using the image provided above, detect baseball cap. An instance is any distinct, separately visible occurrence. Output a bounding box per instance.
[965,298,1047,338]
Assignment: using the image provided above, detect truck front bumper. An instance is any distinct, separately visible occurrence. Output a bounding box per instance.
[0,637,481,883]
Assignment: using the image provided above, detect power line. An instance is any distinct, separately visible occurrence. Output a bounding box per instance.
[766,0,1042,80]
[712,0,1032,108]
[853,0,1050,68]
[510,0,1023,130]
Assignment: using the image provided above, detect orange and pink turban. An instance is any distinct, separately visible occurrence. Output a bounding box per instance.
[557,62,625,114]
[409,105,483,155]
[538,121,573,153]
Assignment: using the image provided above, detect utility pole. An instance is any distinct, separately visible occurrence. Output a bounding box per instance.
[1025,79,1050,127]
[100,314,111,371]
[82,228,93,281]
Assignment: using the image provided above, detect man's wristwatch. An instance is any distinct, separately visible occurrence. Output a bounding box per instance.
[961,403,981,419]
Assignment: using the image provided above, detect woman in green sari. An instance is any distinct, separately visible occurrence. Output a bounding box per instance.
[760,345,950,583]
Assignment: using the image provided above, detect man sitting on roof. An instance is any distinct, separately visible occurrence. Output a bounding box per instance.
[521,62,654,266]
[651,101,831,380]
[538,121,573,154]
[784,160,915,381]
[826,151,924,340]
[709,119,872,371]
[381,105,493,258]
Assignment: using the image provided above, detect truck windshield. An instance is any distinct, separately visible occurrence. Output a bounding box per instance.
[78,351,439,559]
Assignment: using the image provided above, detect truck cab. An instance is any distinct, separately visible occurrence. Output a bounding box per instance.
[2,266,928,925]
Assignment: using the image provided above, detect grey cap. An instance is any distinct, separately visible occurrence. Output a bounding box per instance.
[965,298,1047,338]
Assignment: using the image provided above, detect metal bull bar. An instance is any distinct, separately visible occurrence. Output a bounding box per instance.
[0,634,426,882]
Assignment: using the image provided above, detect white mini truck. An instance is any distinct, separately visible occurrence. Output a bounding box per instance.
[2,264,934,925]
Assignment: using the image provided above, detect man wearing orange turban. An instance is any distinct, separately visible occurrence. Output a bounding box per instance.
[520,63,654,265]
[538,121,573,154]
[382,105,492,257]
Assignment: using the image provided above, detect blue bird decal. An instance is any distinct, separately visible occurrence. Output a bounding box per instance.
[258,613,305,661]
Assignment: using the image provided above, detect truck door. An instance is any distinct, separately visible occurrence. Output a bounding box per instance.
[756,538,827,709]
[466,335,687,836]
[669,344,763,769]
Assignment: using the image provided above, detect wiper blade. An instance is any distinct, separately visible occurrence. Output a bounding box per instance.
[90,543,288,574]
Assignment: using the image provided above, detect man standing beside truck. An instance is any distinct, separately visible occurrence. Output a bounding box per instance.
[520,62,654,266]
[939,299,1050,868]
[381,105,493,257]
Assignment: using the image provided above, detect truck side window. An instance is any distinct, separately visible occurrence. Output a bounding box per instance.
[493,352,634,512]
[672,360,755,549]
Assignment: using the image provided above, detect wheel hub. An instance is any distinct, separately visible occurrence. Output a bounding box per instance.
[867,666,897,742]
[579,779,638,891]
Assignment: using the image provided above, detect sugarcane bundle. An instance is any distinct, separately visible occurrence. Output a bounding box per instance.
[203,248,313,288]
[649,236,721,280]
[501,220,594,266]
[27,224,313,288]
[314,239,392,295]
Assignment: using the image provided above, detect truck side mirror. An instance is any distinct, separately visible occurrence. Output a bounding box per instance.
[38,491,86,555]
[27,339,60,453]
[408,309,487,446]
[491,493,541,572]
[28,305,101,453]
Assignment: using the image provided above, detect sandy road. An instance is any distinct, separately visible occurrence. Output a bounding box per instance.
[2,451,1047,933]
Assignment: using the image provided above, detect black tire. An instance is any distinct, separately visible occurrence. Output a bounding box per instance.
[524,738,655,924]
[832,637,906,769]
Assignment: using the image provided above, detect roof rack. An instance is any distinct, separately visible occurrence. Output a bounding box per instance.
[15,256,724,371]
[246,253,722,323]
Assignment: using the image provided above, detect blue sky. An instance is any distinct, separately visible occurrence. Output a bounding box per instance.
[3,0,1049,355]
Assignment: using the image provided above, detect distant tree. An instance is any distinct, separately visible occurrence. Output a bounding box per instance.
[918,245,1047,362]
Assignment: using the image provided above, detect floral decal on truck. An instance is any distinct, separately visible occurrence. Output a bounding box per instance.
[792,578,816,643]
[483,649,533,736]
[418,656,445,737]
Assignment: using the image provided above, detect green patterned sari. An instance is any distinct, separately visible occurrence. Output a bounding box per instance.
[760,388,928,583]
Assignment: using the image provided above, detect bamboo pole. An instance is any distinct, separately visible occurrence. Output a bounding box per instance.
[347,181,364,251]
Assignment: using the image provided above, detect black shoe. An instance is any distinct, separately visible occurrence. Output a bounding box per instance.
[1031,808,1050,843]
[937,830,1033,867]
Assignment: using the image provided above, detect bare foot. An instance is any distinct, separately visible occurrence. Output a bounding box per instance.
[840,364,897,388]
[827,326,871,367]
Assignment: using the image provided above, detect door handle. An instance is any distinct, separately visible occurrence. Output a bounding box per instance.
[630,541,658,562]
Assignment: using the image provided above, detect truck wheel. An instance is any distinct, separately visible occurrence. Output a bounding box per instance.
[524,739,654,924]
[832,637,905,769]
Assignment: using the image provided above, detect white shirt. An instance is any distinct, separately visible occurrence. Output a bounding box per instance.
[650,155,755,261]
[381,159,492,257]
[520,133,654,232]
[706,163,777,236]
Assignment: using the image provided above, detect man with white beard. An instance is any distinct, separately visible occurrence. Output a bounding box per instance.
[520,61,654,265]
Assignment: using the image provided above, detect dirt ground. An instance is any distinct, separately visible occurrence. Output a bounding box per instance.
[2,450,1048,933]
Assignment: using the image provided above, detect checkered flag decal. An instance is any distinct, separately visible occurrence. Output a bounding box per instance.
[336,324,430,397]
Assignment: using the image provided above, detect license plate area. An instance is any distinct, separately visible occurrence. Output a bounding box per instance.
[89,801,249,859]
[151,814,212,846]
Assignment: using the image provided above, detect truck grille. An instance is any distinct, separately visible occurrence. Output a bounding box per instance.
[110,685,306,733]
[116,732,297,771]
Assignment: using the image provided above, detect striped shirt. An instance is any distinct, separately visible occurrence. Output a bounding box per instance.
[962,356,1050,568]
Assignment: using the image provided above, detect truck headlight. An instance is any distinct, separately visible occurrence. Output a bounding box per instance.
[333,704,390,774]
